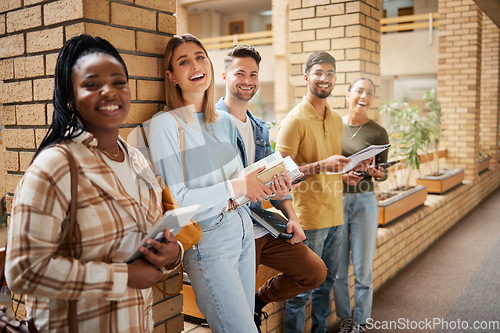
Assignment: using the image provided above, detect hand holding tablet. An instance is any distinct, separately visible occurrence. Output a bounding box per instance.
[126,204,201,263]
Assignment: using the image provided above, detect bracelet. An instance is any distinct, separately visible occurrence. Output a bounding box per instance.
[316,161,320,174]
[158,240,184,274]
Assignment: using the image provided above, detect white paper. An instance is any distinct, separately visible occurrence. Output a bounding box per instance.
[326,144,390,174]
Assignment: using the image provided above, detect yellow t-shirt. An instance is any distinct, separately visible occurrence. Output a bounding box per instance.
[276,97,343,230]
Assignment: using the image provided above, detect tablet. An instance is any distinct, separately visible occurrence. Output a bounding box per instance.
[126,204,201,263]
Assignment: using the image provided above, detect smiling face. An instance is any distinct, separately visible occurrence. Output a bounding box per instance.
[224,56,259,102]
[167,42,213,96]
[346,79,375,115]
[72,53,130,137]
[305,63,336,99]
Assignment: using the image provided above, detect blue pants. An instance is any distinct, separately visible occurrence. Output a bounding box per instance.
[183,207,257,333]
[333,192,379,325]
[285,225,344,333]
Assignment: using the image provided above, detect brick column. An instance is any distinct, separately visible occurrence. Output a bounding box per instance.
[273,0,292,122]
[0,1,182,332]
[288,0,382,117]
[438,0,482,182]
[480,13,500,169]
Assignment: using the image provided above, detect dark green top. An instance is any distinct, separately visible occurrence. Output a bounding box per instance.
[342,120,389,193]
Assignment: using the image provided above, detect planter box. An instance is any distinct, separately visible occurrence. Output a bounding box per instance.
[478,156,490,173]
[378,185,427,226]
[416,168,464,194]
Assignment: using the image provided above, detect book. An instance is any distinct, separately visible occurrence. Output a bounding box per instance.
[231,152,304,205]
[326,144,391,175]
[249,206,293,240]
[126,204,201,263]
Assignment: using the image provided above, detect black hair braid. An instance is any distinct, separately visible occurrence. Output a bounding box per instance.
[34,34,128,159]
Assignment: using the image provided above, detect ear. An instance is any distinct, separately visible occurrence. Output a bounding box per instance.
[304,73,309,84]
[166,70,177,85]
[222,71,227,82]
[346,91,350,102]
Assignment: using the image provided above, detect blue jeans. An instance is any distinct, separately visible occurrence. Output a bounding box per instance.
[333,192,379,325]
[183,207,257,333]
[285,225,343,333]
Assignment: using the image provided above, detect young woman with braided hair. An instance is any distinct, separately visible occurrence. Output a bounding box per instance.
[6,34,181,332]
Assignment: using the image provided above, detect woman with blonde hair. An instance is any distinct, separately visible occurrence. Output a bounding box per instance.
[148,34,271,332]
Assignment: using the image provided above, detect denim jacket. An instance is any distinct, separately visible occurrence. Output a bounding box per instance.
[216,97,292,210]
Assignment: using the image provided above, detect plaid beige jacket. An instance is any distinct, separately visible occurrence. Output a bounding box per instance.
[6,132,163,332]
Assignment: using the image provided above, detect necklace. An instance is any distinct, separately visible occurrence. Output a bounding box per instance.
[204,123,221,144]
[347,124,364,140]
[99,145,121,159]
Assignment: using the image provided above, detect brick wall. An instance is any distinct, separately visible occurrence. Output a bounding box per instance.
[437,0,483,182]
[0,1,182,332]
[480,14,500,167]
[288,0,382,118]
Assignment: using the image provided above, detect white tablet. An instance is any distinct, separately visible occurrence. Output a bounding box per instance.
[126,204,201,263]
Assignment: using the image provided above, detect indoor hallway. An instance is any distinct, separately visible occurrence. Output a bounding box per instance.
[368,187,500,332]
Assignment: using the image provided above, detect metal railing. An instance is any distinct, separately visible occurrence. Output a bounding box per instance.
[200,30,272,50]
[381,12,439,33]
[199,12,438,50]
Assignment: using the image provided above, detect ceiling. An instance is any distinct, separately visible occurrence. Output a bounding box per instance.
[180,0,271,15]
[473,0,500,28]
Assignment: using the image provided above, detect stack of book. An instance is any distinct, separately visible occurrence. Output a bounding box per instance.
[231,152,303,206]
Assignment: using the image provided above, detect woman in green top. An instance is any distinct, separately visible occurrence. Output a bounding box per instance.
[334,77,389,333]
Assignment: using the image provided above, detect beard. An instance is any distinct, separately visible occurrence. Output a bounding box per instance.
[309,84,332,99]
[229,84,257,101]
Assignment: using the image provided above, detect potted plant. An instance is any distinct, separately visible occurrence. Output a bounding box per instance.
[378,100,429,225]
[478,150,490,173]
[416,90,464,194]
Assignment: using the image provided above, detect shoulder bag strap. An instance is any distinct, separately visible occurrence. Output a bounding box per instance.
[171,115,186,182]
[59,146,79,333]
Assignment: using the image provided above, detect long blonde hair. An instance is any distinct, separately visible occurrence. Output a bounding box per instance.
[164,34,218,124]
